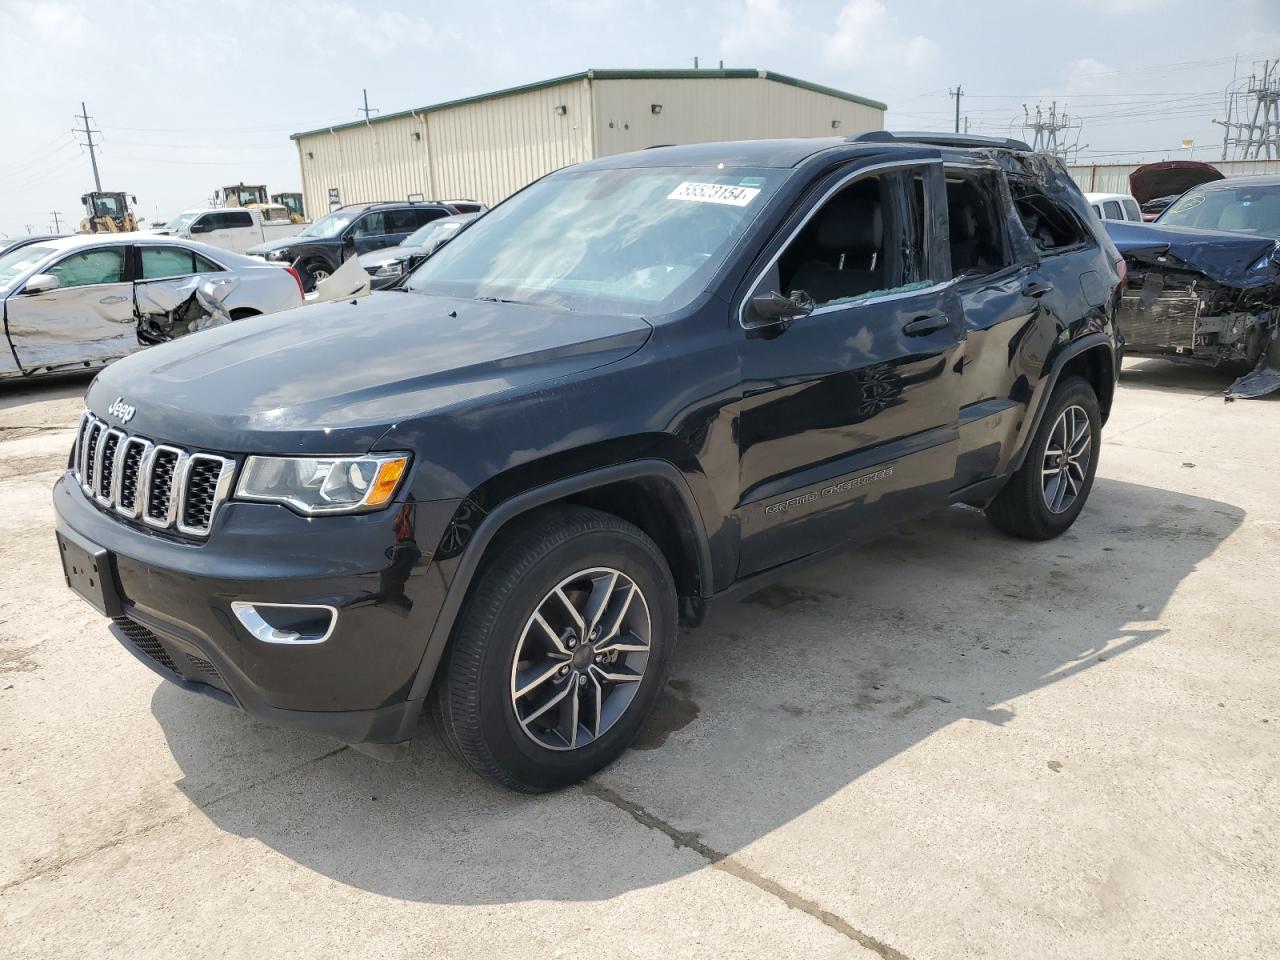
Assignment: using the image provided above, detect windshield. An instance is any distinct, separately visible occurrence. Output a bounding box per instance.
[405,219,464,249]
[298,210,355,239]
[0,244,55,291]
[164,211,200,233]
[1158,184,1280,237]
[404,166,786,313]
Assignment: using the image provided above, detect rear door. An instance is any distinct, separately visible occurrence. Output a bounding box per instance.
[218,209,256,252]
[5,245,136,372]
[942,165,1042,488]
[735,158,964,577]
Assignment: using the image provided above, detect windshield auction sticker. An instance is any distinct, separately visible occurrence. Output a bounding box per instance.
[668,182,761,206]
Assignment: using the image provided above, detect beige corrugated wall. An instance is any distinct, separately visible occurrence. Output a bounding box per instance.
[295,78,593,217]
[1067,158,1280,195]
[294,75,884,216]
[592,76,883,155]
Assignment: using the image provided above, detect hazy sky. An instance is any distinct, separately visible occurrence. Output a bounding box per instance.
[1,0,1277,237]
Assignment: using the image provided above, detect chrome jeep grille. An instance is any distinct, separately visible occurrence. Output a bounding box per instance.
[72,411,235,537]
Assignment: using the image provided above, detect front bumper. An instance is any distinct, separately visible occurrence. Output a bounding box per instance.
[53,473,459,756]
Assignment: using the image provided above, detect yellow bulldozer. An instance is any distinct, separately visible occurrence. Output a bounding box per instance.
[217,184,305,224]
[79,191,140,233]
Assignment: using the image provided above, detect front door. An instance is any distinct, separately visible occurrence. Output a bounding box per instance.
[5,246,136,372]
[736,161,963,577]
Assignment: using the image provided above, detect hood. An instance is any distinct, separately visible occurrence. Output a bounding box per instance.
[1104,220,1280,288]
[1128,161,1223,204]
[85,293,652,454]
[357,245,425,269]
[247,235,317,255]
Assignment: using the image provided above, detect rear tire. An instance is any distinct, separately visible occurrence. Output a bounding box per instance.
[985,376,1101,540]
[430,506,678,792]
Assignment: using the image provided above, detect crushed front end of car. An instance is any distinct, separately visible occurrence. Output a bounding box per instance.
[1105,220,1280,399]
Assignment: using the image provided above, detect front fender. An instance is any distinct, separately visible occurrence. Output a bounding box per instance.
[405,459,714,703]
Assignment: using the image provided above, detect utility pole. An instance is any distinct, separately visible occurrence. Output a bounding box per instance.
[50,211,62,232]
[25,224,34,235]
[358,88,379,122]
[949,85,963,133]
[1019,102,1086,163]
[73,101,102,193]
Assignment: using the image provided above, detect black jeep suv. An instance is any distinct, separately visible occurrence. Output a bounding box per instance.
[55,133,1123,792]
[248,200,473,291]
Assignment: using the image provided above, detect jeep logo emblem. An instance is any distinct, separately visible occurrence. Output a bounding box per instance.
[106,397,136,424]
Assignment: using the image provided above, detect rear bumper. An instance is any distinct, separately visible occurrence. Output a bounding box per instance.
[53,473,459,756]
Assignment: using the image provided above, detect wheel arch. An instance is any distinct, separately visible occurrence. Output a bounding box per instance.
[1010,332,1115,472]
[406,460,713,703]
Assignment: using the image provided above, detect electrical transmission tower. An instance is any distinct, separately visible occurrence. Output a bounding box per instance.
[1214,59,1280,160]
[1020,102,1086,162]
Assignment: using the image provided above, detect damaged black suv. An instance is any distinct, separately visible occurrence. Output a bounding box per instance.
[54,132,1123,792]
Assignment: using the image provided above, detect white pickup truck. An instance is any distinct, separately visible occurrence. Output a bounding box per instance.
[154,206,307,254]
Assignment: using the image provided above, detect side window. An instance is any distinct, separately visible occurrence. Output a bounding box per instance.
[47,248,126,288]
[1091,204,1102,219]
[349,212,386,238]
[193,252,224,273]
[776,169,931,308]
[1010,181,1091,253]
[140,246,196,279]
[1103,200,1123,221]
[225,210,253,229]
[388,208,445,233]
[944,170,1015,279]
[1121,198,1142,222]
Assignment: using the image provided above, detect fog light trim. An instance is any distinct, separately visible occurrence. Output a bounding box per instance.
[231,601,338,645]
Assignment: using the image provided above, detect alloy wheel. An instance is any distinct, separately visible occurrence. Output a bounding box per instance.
[1041,404,1091,514]
[510,567,651,751]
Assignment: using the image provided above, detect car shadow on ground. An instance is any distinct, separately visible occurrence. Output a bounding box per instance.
[1121,356,1278,399]
[0,372,93,415]
[149,476,1242,904]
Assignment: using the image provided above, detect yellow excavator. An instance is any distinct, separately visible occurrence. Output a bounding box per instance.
[79,191,140,233]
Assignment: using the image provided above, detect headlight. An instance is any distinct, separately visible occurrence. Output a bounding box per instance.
[266,249,291,261]
[235,453,410,515]
[375,260,404,276]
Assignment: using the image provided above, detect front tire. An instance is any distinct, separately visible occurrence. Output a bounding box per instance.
[985,375,1101,540]
[300,260,331,292]
[431,506,678,792]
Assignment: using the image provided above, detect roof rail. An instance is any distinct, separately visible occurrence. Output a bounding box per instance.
[849,130,1033,152]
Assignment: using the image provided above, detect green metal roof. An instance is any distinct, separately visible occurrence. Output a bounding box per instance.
[290,69,887,140]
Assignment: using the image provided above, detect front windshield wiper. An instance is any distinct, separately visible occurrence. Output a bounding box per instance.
[474,295,575,312]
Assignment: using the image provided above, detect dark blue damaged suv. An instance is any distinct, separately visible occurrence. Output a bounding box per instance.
[54,132,1122,792]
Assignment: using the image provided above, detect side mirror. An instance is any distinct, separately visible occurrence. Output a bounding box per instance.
[189,221,211,234]
[342,233,356,246]
[747,290,815,328]
[22,273,59,295]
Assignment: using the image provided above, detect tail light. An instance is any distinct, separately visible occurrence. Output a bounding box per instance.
[1114,257,1128,290]
[285,265,305,299]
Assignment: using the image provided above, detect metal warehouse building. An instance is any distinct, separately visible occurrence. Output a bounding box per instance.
[290,68,886,217]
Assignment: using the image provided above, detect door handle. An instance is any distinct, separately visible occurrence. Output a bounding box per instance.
[99,295,128,305]
[1022,280,1054,298]
[903,313,950,336]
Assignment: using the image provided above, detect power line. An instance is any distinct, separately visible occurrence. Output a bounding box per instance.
[73,101,102,193]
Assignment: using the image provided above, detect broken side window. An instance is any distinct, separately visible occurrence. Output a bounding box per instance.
[943,170,1014,279]
[1010,181,1091,253]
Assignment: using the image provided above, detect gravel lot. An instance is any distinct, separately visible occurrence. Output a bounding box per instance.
[2,359,1276,959]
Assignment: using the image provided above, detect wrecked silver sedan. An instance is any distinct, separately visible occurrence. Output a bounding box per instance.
[1106,175,1280,399]
[0,235,304,382]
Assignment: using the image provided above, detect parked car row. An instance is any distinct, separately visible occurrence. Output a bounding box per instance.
[248,199,485,291]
